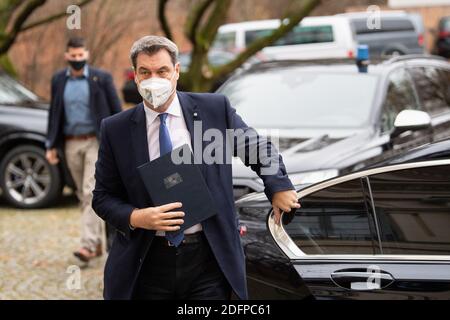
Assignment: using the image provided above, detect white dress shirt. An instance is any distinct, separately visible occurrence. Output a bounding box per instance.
[143,95,202,236]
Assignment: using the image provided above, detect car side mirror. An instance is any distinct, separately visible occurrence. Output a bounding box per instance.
[391,110,431,138]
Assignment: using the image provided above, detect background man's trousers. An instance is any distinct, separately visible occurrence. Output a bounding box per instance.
[65,137,104,252]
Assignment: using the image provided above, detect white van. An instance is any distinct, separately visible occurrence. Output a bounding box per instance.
[212,16,358,60]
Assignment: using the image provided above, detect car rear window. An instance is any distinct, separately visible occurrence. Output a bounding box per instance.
[245,25,334,47]
[351,18,415,34]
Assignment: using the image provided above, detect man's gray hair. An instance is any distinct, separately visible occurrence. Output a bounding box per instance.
[130,35,179,69]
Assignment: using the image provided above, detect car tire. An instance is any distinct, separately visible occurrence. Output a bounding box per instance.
[0,145,62,209]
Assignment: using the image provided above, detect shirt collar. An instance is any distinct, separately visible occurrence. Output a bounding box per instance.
[66,64,89,78]
[143,93,182,127]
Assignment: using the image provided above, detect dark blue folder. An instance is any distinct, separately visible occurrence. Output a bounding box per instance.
[137,144,217,235]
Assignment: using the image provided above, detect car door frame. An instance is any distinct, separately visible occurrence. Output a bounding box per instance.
[268,159,450,300]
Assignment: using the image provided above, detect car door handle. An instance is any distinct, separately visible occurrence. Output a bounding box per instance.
[331,270,395,291]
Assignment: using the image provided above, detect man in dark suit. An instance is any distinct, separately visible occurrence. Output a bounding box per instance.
[46,37,122,262]
[92,35,300,300]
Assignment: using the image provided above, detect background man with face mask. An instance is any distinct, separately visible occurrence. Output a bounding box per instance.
[92,35,300,300]
[45,36,122,262]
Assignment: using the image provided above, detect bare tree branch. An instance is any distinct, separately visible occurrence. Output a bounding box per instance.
[158,0,173,40]
[20,0,94,32]
[0,0,94,55]
[197,0,232,50]
[184,0,215,45]
[0,0,46,55]
[0,0,25,30]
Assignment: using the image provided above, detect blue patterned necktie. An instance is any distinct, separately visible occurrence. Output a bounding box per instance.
[159,113,184,247]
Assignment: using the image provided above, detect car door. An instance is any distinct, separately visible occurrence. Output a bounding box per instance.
[269,160,450,299]
[408,65,450,143]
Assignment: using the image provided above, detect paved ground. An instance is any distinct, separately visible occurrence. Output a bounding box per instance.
[0,195,105,300]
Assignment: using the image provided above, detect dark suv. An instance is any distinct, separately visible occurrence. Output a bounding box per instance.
[0,71,72,208]
[217,55,450,199]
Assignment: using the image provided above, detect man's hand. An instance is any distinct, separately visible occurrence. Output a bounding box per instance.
[130,202,185,231]
[272,190,300,225]
[45,149,59,165]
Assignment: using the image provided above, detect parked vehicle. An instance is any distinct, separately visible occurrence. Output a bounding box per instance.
[235,139,450,299]
[212,16,357,60]
[433,16,450,58]
[338,11,425,57]
[0,71,74,208]
[217,55,450,199]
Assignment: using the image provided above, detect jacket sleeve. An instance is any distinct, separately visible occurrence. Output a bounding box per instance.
[224,95,294,202]
[103,73,122,115]
[92,119,135,240]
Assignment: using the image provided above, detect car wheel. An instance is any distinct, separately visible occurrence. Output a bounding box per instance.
[0,145,62,208]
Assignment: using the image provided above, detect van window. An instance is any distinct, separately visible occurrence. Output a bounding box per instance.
[212,32,236,51]
[351,18,415,34]
[245,25,334,47]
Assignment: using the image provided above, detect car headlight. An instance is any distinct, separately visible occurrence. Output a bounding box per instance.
[288,169,339,186]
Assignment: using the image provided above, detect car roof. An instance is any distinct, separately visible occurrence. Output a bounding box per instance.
[218,16,348,32]
[232,55,448,77]
[337,10,411,19]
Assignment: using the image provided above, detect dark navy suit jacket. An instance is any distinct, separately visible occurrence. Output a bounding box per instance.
[46,67,122,149]
[92,91,294,300]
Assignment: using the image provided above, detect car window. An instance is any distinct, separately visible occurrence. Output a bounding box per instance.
[220,70,379,129]
[381,68,419,133]
[409,67,450,116]
[351,17,415,34]
[0,74,39,105]
[369,165,450,255]
[212,31,236,51]
[245,25,334,47]
[284,178,377,255]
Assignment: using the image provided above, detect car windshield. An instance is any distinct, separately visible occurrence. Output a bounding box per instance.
[219,68,379,129]
[0,73,40,105]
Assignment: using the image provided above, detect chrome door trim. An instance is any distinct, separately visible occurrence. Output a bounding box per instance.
[268,159,450,261]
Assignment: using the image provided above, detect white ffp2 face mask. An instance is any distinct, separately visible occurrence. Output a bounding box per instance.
[136,72,176,108]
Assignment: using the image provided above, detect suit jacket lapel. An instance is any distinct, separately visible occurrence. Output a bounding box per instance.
[130,103,150,168]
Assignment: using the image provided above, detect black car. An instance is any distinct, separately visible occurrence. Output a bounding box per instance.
[235,139,450,299]
[433,16,450,59]
[217,55,450,199]
[0,71,72,208]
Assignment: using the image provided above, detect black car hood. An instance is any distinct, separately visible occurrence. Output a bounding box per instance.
[232,127,377,178]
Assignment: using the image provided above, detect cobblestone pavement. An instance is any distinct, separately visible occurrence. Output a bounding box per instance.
[0,196,106,300]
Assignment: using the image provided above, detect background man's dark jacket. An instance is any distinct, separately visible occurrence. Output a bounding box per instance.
[92,91,294,299]
[46,67,122,149]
